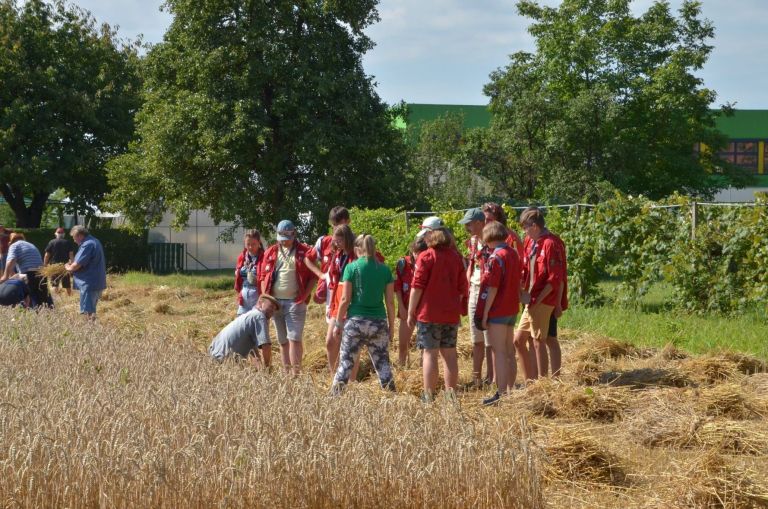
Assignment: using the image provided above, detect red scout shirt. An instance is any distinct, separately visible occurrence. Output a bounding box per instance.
[394,255,415,308]
[549,233,569,311]
[234,248,262,305]
[258,242,317,303]
[479,244,521,319]
[411,246,468,324]
[521,232,562,307]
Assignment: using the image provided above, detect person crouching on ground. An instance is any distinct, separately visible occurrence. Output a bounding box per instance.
[258,220,316,375]
[209,294,280,368]
[1,232,52,309]
[407,227,468,402]
[235,229,264,315]
[0,275,31,308]
[474,221,522,405]
[331,234,396,394]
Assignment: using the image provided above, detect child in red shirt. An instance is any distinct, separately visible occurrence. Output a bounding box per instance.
[394,238,427,367]
[475,221,521,405]
[234,229,264,316]
[407,227,468,401]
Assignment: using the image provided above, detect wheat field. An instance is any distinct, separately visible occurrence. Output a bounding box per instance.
[1,277,767,508]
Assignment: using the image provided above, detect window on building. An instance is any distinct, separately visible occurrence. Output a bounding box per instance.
[717,140,759,173]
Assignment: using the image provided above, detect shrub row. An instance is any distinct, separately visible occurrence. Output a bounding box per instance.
[351,195,768,315]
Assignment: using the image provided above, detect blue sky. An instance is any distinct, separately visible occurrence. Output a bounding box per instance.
[75,0,768,108]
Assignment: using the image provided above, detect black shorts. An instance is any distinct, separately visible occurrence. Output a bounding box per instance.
[548,315,557,338]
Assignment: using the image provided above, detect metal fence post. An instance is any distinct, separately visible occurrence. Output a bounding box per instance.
[691,201,698,240]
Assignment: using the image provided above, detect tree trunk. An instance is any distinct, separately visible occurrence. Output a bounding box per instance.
[0,184,50,228]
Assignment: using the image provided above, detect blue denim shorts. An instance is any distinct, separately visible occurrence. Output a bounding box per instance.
[487,315,517,325]
[79,289,103,315]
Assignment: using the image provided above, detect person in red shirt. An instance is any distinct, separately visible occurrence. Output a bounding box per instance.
[394,238,427,367]
[514,207,563,381]
[305,206,351,310]
[460,207,493,387]
[407,227,468,401]
[234,229,264,316]
[0,225,11,272]
[322,225,356,373]
[475,221,522,405]
[482,202,524,260]
[544,232,568,378]
[258,220,317,375]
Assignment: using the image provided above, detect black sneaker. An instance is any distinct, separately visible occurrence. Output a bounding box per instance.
[482,391,501,406]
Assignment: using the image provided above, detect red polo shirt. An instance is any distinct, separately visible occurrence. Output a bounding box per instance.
[480,244,521,318]
[521,232,563,307]
[411,246,467,324]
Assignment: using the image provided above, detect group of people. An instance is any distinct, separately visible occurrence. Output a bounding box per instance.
[209,204,568,404]
[0,225,106,318]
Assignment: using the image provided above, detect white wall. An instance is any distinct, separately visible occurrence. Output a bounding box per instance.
[148,210,246,270]
[713,186,768,202]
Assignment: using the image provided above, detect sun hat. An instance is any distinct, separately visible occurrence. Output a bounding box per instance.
[458,208,484,224]
[416,216,444,238]
[259,293,281,311]
[276,219,296,241]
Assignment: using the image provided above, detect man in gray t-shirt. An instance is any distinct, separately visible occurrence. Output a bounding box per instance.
[209,294,280,368]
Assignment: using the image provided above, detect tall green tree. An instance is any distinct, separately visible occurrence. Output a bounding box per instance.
[107,0,413,237]
[0,0,141,227]
[482,0,751,202]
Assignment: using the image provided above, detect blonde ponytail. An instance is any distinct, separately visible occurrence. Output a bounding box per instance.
[354,234,377,260]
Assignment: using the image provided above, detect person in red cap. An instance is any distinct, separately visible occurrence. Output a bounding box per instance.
[44,227,75,296]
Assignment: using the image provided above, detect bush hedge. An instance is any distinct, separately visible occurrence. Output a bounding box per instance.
[14,228,149,273]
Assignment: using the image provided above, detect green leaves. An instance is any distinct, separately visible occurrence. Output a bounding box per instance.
[0,0,141,226]
[107,0,412,239]
[477,0,743,204]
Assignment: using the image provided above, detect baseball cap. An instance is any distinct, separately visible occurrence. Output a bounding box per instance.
[458,208,484,224]
[416,216,444,238]
[276,219,296,241]
[55,227,65,234]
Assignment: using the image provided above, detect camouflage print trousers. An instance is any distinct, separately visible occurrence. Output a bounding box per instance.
[333,317,395,391]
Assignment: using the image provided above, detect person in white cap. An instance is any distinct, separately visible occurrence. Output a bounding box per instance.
[258,219,316,375]
[415,216,444,239]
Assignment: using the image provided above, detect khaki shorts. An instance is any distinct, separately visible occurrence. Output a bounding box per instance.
[467,283,489,346]
[517,304,555,342]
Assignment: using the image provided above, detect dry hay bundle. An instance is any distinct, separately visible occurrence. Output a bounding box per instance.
[744,373,768,393]
[695,420,768,455]
[697,383,766,420]
[681,351,766,386]
[571,336,638,364]
[659,343,688,360]
[572,360,603,385]
[540,424,625,485]
[626,393,768,454]
[37,263,68,280]
[112,297,133,308]
[509,379,629,422]
[664,451,768,508]
[153,302,172,314]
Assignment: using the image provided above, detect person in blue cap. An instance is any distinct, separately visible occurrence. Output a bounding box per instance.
[258,219,316,375]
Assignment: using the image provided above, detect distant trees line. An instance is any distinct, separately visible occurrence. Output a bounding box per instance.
[1,0,751,239]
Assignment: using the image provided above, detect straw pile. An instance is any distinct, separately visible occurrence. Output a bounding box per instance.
[572,337,638,364]
[661,451,768,508]
[681,352,766,385]
[509,379,629,422]
[626,392,768,454]
[697,383,765,420]
[540,425,625,485]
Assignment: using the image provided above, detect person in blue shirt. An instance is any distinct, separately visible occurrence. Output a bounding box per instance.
[0,276,30,308]
[65,225,106,319]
